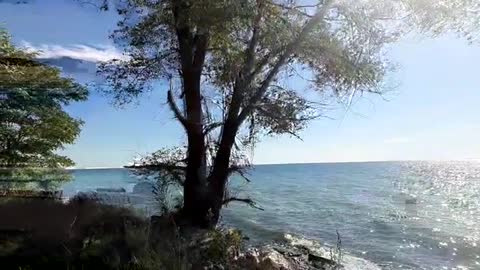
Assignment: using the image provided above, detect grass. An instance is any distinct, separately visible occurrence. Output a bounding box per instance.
[0,195,243,270]
[0,195,155,269]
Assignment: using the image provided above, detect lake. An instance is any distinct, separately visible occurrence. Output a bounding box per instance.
[64,161,480,269]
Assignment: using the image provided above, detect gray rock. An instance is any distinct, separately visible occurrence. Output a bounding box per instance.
[405,198,417,204]
[308,253,337,269]
[132,182,156,197]
[96,187,126,193]
[258,246,297,270]
[235,246,310,270]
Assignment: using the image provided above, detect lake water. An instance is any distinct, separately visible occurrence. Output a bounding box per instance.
[63,161,480,270]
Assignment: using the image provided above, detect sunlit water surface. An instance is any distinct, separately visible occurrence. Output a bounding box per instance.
[64,161,480,269]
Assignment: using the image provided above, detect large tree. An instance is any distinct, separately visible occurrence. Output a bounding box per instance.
[0,29,88,170]
[94,0,479,227]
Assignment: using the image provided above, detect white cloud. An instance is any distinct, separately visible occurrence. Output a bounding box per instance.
[20,41,127,62]
[383,137,412,144]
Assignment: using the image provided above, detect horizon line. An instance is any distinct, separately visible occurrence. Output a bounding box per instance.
[68,159,478,170]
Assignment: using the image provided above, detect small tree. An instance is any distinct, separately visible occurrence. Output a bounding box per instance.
[94,0,478,227]
[0,29,88,186]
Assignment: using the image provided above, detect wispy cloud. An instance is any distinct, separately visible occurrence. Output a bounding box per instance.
[384,137,412,144]
[21,41,126,62]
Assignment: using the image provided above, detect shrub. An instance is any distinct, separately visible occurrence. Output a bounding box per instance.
[0,196,245,269]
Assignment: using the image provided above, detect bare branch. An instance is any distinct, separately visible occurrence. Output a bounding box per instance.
[223,197,264,210]
[228,165,252,182]
[268,1,322,18]
[127,165,186,186]
[204,122,224,135]
[75,0,108,10]
[125,164,187,172]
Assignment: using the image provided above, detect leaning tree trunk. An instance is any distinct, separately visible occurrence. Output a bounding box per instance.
[207,120,239,225]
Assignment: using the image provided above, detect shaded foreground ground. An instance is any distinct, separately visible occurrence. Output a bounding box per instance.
[0,196,264,269]
[0,196,155,269]
[0,194,353,270]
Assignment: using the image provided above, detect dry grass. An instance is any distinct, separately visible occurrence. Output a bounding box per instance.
[0,195,151,269]
[0,195,243,270]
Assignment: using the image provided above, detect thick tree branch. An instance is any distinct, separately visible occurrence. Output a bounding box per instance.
[248,46,283,79]
[167,89,189,130]
[173,2,193,69]
[193,33,209,70]
[207,2,267,189]
[244,0,263,75]
[236,0,333,125]
[224,1,265,125]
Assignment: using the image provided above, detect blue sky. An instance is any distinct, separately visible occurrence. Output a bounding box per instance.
[1,0,479,168]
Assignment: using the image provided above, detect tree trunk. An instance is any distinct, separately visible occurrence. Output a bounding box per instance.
[172,1,222,227]
[207,121,239,225]
[180,119,238,228]
[180,66,211,227]
[182,128,210,227]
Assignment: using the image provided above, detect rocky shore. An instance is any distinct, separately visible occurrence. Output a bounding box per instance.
[74,184,381,270]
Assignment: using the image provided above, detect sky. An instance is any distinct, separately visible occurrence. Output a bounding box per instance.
[1,0,479,168]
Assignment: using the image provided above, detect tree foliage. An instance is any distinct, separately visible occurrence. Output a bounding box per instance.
[0,28,88,169]
[93,0,479,226]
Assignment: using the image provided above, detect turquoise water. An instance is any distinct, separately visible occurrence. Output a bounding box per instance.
[64,161,480,269]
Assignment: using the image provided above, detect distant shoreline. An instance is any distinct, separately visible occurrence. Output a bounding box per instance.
[66,167,124,170]
[67,159,479,170]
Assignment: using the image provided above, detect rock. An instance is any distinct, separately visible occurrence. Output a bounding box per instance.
[235,246,305,270]
[273,246,303,257]
[308,253,338,269]
[405,198,417,204]
[279,234,383,270]
[132,182,155,196]
[75,191,130,205]
[96,187,126,193]
[71,191,98,203]
[235,248,261,269]
[232,238,350,270]
[258,246,296,270]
